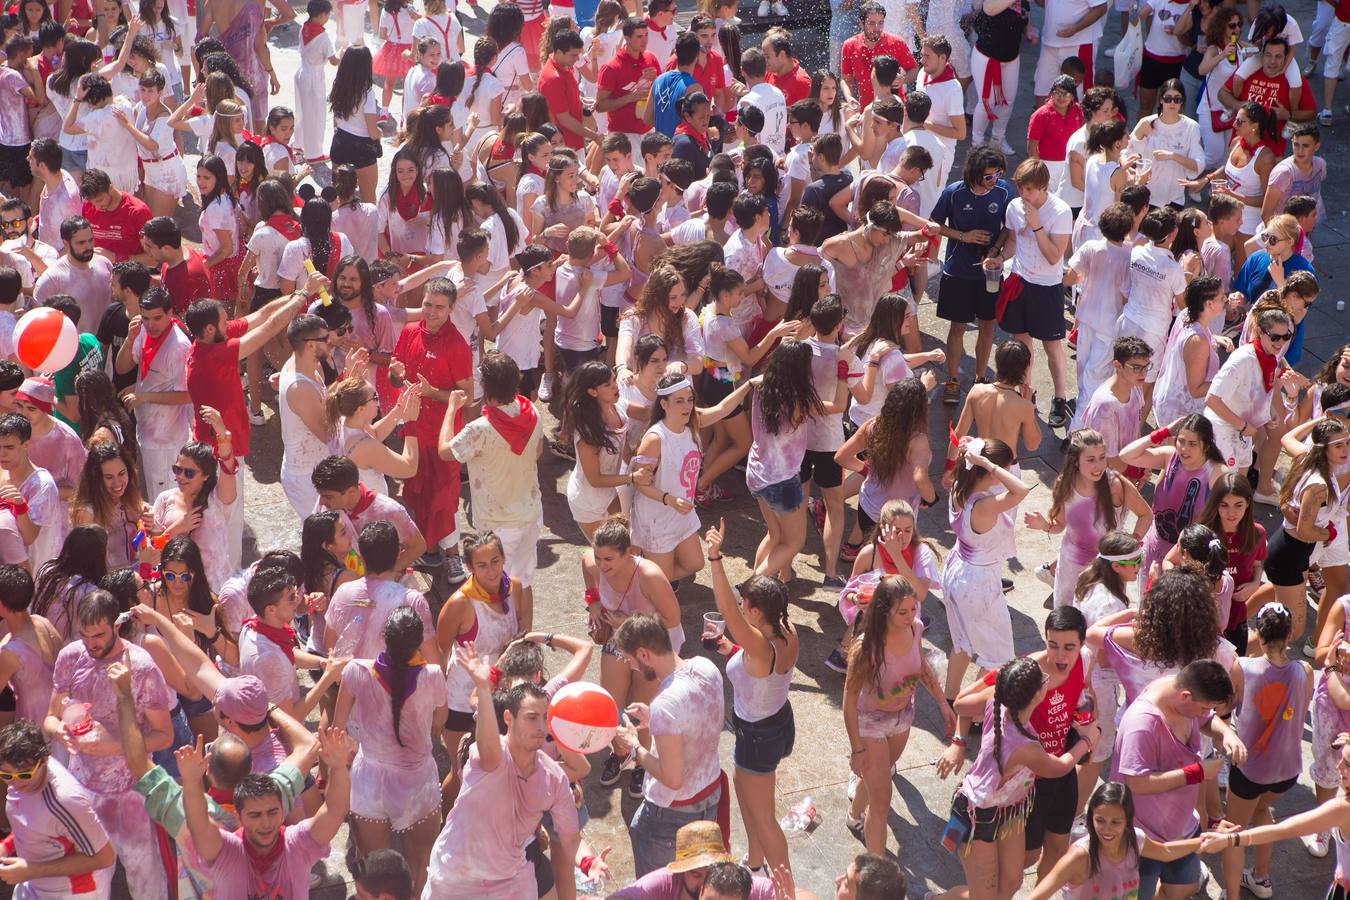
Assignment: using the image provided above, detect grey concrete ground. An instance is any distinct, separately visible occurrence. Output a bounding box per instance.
[217,0,1350,895]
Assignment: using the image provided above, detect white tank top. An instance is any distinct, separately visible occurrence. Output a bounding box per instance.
[726,640,794,722]
[1224,144,1267,205]
[1080,156,1120,227]
[279,370,330,473]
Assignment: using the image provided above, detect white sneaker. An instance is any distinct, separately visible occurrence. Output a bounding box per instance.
[249,409,266,426]
[757,0,770,14]
[1303,831,1331,857]
[771,0,789,13]
[1242,868,1273,899]
[1035,562,1055,587]
[997,138,1015,155]
[538,372,555,402]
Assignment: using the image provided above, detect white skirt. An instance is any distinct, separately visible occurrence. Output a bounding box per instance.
[142,157,188,195]
[350,753,440,831]
[940,556,1015,670]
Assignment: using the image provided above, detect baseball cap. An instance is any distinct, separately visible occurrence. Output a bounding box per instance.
[215,675,270,725]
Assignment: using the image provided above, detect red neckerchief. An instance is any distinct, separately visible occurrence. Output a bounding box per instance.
[526,164,545,177]
[301,19,324,45]
[259,134,297,162]
[1238,136,1266,157]
[266,213,301,241]
[925,63,957,85]
[140,321,181,378]
[393,185,428,221]
[483,396,538,455]
[876,542,917,573]
[675,121,709,151]
[352,483,379,517]
[243,616,296,663]
[490,138,514,161]
[426,93,451,107]
[644,16,667,40]
[1252,334,1279,392]
[236,825,286,877]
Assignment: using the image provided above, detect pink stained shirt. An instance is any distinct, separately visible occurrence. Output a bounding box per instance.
[27,420,87,495]
[341,660,444,767]
[1110,694,1210,842]
[207,819,329,900]
[38,171,82,248]
[325,577,432,661]
[6,757,112,899]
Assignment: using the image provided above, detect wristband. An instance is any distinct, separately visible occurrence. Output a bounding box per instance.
[837,360,850,380]
[950,734,967,746]
[583,587,600,607]
[1149,426,1171,445]
[489,665,501,688]
[943,457,958,473]
[708,554,723,561]
[1182,762,1204,785]
[579,854,596,875]
[8,502,27,517]
[661,491,669,507]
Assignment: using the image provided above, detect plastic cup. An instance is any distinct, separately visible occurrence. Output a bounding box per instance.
[983,261,1002,294]
[701,612,725,651]
[1210,178,1228,192]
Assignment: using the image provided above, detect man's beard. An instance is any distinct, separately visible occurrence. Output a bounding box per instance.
[639,663,658,682]
[71,248,94,263]
[336,285,361,302]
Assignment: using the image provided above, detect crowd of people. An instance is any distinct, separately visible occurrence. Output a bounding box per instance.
[0,0,1339,894]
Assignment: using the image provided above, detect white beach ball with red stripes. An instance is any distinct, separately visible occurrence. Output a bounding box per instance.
[13,308,77,373]
[548,682,620,754]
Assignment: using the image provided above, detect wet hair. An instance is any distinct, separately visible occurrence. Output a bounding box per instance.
[1134,568,1220,668]
[741,574,791,641]
[993,340,1031,386]
[0,564,34,613]
[949,437,1014,510]
[464,181,520,253]
[358,521,400,575]
[1182,275,1222,323]
[382,606,425,747]
[1087,119,1128,155]
[1085,782,1141,878]
[848,575,918,694]
[991,658,1042,774]
[757,341,823,434]
[31,524,107,627]
[613,612,673,656]
[1075,531,1141,606]
[299,198,335,277]
[0,720,45,771]
[560,361,620,456]
[75,589,119,630]
[300,511,346,595]
[233,774,284,812]
[866,377,927,485]
[592,515,632,553]
[1045,605,1087,642]
[1176,657,1234,705]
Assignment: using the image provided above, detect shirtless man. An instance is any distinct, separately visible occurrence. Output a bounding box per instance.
[942,339,1042,489]
[821,200,927,336]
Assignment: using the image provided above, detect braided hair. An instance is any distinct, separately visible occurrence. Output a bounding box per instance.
[992,657,1042,774]
[382,606,425,747]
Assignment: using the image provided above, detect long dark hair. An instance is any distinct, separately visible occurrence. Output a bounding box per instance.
[992,657,1042,774]
[783,263,826,323]
[405,103,452,169]
[866,377,927,484]
[75,442,144,530]
[332,255,376,334]
[256,178,296,223]
[560,361,620,455]
[50,38,99,97]
[300,198,335,275]
[329,46,375,121]
[1086,782,1141,878]
[197,155,236,210]
[177,441,219,515]
[741,574,790,640]
[486,2,524,48]
[849,575,916,692]
[428,168,470,245]
[200,51,253,99]
[159,536,231,650]
[1197,472,1260,556]
[1074,531,1141,607]
[31,524,108,627]
[383,606,425,747]
[853,292,907,353]
[382,148,427,215]
[301,511,346,595]
[950,437,1013,510]
[74,369,133,445]
[464,180,519,252]
[1173,413,1225,465]
[757,341,823,434]
[1049,429,1119,532]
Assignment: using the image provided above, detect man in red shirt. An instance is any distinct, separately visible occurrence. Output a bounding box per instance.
[1219,37,1311,151]
[139,217,213,315]
[183,289,306,459]
[392,276,474,558]
[78,168,153,264]
[841,1,918,109]
[597,17,661,159]
[670,15,730,117]
[538,30,596,151]
[762,28,813,106]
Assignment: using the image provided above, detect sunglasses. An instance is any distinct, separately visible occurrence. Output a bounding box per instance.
[171,465,198,478]
[0,217,27,229]
[982,171,1000,182]
[1262,330,1293,342]
[161,570,194,583]
[1261,232,1283,245]
[1123,361,1152,373]
[335,324,353,336]
[1115,555,1144,567]
[0,753,45,782]
[1161,94,1184,103]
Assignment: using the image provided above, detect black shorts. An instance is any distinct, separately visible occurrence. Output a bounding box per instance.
[1139,52,1185,90]
[1225,621,1249,656]
[799,448,843,489]
[330,128,383,169]
[557,345,603,374]
[0,684,14,713]
[600,304,621,339]
[250,285,283,313]
[1265,527,1316,586]
[699,371,744,416]
[1025,765,1078,850]
[444,708,475,733]
[1228,765,1298,801]
[732,701,795,774]
[936,275,997,325]
[943,790,1009,846]
[525,836,554,897]
[0,143,32,188]
[857,505,878,536]
[999,280,1067,342]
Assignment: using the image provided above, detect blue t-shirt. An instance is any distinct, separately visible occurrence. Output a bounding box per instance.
[1232,250,1315,364]
[931,178,1015,280]
[650,70,696,138]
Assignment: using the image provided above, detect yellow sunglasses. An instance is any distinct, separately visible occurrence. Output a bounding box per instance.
[0,754,46,782]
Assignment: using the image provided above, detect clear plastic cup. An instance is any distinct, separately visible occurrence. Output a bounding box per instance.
[983,260,1002,294]
[701,612,725,651]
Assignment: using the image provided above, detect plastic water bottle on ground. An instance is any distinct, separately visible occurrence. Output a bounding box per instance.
[780,797,821,835]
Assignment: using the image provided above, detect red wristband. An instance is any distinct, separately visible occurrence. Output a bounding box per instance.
[1149,427,1171,445]
[943,457,958,473]
[579,854,596,875]
[1183,762,1204,785]
[583,587,600,607]
[603,241,619,260]
[489,665,501,688]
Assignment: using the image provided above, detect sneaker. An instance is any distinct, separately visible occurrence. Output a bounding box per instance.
[309,860,328,890]
[1320,108,1334,126]
[771,0,788,13]
[825,648,849,673]
[249,409,266,426]
[1066,325,1078,350]
[417,549,444,567]
[1002,577,1015,593]
[711,483,734,503]
[539,372,555,402]
[628,767,646,798]
[757,0,770,14]
[1196,861,1212,896]
[840,542,861,563]
[1035,562,1055,587]
[845,814,865,841]
[549,439,576,461]
[1309,567,1327,598]
[1048,397,1071,429]
[444,553,467,585]
[1253,488,1280,506]
[847,771,858,800]
[1305,638,1318,658]
[1241,869,1273,899]
[823,574,846,589]
[1303,832,1331,857]
[695,488,716,510]
[599,753,625,786]
[997,137,1015,155]
[942,378,960,406]
[807,495,825,532]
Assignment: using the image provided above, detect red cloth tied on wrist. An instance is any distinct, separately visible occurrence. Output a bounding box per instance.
[1150,427,1171,445]
[608,197,625,218]
[1183,762,1204,785]
[583,587,600,606]
[0,497,29,517]
[603,241,619,260]
[579,854,596,875]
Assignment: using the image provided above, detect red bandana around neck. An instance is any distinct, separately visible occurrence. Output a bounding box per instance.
[259,134,297,162]
[266,213,301,242]
[675,121,709,151]
[237,825,287,877]
[301,19,324,45]
[351,483,379,517]
[926,63,957,85]
[483,396,539,455]
[243,617,297,663]
[1252,334,1280,392]
[394,186,428,221]
[140,321,182,378]
[1239,136,1265,157]
[644,16,667,38]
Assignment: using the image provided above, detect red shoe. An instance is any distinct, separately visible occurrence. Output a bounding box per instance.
[695,489,716,510]
[1066,325,1078,350]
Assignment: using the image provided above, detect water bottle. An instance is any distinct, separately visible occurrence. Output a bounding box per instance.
[779,796,820,835]
[575,869,605,897]
[60,699,107,751]
[331,613,365,659]
[1074,691,1096,726]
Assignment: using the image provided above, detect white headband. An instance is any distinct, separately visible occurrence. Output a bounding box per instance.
[1258,601,1288,619]
[656,377,693,397]
[1098,549,1142,562]
[961,437,985,469]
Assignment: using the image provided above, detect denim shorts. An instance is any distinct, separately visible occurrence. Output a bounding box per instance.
[732,701,795,774]
[1137,829,1201,900]
[752,476,804,514]
[179,692,214,718]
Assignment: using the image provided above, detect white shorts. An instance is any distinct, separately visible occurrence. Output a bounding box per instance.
[857,700,915,740]
[486,518,542,588]
[1210,416,1254,470]
[1325,19,1350,80]
[142,157,188,195]
[350,753,440,831]
[1311,511,1350,569]
[102,166,141,195]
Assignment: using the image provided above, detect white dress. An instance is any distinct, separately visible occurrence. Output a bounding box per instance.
[278,370,330,518]
[294,29,334,161]
[152,489,235,591]
[565,411,629,524]
[939,488,1017,669]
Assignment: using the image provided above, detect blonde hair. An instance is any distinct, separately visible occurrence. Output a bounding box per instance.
[1265,213,1300,245]
[209,99,244,153]
[423,0,446,12]
[325,376,373,440]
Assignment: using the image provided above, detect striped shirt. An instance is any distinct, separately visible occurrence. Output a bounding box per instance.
[6,757,111,897]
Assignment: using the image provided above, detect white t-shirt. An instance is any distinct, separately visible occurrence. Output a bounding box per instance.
[334,87,378,136]
[1206,343,1275,430]
[785,143,811,187]
[1067,238,1131,332]
[198,194,239,260]
[240,626,300,706]
[901,128,948,217]
[493,42,531,110]
[1142,0,1192,58]
[1006,193,1073,286]
[276,233,355,286]
[554,260,608,353]
[247,221,291,289]
[1043,0,1109,48]
[644,656,725,808]
[1235,54,1302,90]
[495,284,545,370]
[741,82,788,154]
[917,74,965,159]
[412,13,462,61]
[80,98,138,173]
[1124,242,1186,334]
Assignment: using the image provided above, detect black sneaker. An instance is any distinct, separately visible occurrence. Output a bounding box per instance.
[846,815,865,841]
[628,766,646,798]
[1048,397,1071,429]
[444,554,468,585]
[599,753,625,787]
[1001,577,1014,593]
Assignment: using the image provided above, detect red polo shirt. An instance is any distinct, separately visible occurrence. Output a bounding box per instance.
[538,56,585,150]
[82,192,152,261]
[667,49,728,101]
[599,48,661,134]
[185,318,251,457]
[1027,100,1084,162]
[840,32,916,109]
[767,60,813,106]
[161,250,212,315]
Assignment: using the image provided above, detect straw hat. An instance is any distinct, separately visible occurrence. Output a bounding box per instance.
[665,821,733,873]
